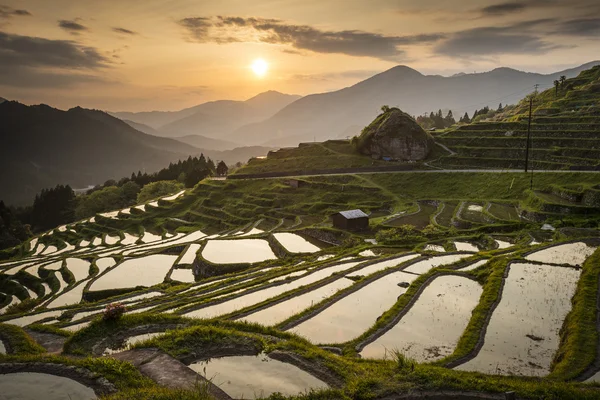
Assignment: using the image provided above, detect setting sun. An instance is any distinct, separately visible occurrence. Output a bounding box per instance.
[251,58,269,77]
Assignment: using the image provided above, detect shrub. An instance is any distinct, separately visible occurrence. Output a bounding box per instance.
[103,302,126,321]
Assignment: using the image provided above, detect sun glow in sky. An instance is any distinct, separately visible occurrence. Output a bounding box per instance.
[1,0,599,111]
[251,59,269,77]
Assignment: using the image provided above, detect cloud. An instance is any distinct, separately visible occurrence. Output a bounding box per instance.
[291,70,380,82]
[435,22,563,57]
[0,31,110,88]
[555,18,600,36]
[112,27,138,35]
[0,4,31,20]
[479,2,529,16]
[58,19,88,34]
[178,16,444,60]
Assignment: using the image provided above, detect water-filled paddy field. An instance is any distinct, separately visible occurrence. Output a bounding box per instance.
[1,186,599,399]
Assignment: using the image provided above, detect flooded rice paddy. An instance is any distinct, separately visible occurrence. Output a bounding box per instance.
[456,263,581,376]
[188,353,328,398]
[0,372,96,400]
[273,233,320,253]
[89,255,178,291]
[202,239,277,264]
[525,242,596,266]
[403,254,471,275]
[361,275,482,361]
[290,271,419,343]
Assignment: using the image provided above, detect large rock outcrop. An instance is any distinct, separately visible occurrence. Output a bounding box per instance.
[355,108,434,161]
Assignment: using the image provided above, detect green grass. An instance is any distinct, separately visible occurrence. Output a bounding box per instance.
[0,323,46,355]
[549,248,600,380]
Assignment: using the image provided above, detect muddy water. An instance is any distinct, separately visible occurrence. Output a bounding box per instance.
[454,242,479,252]
[361,275,482,361]
[89,255,177,291]
[188,353,328,398]
[456,263,580,376]
[92,237,103,246]
[240,228,264,237]
[5,310,63,327]
[525,242,596,266]
[184,261,361,319]
[42,283,51,296]
[47,279,89,308]
[495,240,512,249]
[41,246,58,255]
[140,232,162,243]
[96,258,116,274]
[43,261,63,271]
[55,272,68,293]
[274,233,320,253]
[202,239,277,264]
[63,321,91,332]
[349,254,419,277]
[65,258,91,281]
[239,277,354,326]
[4,261,38,275]
[162,190,185,201]
[586,371,600,383]
[104,332,164,354]
[170,269,195,283]
[0,295,20,314]
[403,254,471,275]
[178,244,201,265]
[458,260,488,272]
[290,271,419,343]
[0,372,96,399]
[121,234,138,245]
[105,235,120,245]
[0,339,5,354]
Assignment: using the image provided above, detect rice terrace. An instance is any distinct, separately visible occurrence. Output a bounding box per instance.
[2,3,600,399]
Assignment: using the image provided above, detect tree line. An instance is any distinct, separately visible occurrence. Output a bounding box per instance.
[0,154,228,250]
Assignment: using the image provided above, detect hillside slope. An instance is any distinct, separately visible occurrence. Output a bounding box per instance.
[0,102,202,205]
[229,62,600,147]
[434,65,600,171]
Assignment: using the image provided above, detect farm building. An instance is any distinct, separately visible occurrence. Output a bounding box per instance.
[331,209,369,231]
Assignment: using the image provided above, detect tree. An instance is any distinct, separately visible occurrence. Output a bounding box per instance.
[498,103,503,112]
[184,168,210,188]
[462,112,470,124]
[444,110,456,126]
[554,80,560,96]
[381,105,390,113]
[216,161,229,176]
[560,75,567,87]
[30,185,76,231]
[120,181,140,203]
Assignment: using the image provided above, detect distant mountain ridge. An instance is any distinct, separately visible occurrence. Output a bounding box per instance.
[1,102,272,205]
[112,90,301,139]
[228,61,600,147]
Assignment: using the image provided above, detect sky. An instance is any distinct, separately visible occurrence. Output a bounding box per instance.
[1,0,599,111]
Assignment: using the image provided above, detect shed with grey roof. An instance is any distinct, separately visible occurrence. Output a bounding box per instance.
[331,209,369,231]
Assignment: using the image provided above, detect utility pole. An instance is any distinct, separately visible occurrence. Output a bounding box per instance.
[524,96,533,173]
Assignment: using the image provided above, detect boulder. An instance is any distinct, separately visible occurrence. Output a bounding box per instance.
[356,108,434,161]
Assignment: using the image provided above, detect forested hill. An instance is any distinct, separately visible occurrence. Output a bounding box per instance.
[0,101,201,205]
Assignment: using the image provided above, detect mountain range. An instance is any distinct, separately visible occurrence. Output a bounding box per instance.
[0,102,273,205]
[225,62,600,147]
[112,91,301,140]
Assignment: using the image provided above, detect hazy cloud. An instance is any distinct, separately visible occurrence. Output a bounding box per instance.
[0,4,31,20]
[58,19,88,34]
[555,18,600,36]
[436,25,559,57]
[113,27,138,35]
[0,31,110,88]
[179,17,212,41]
[480,2,528,16]
[292,70,380,82]
[178,16,444,60]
